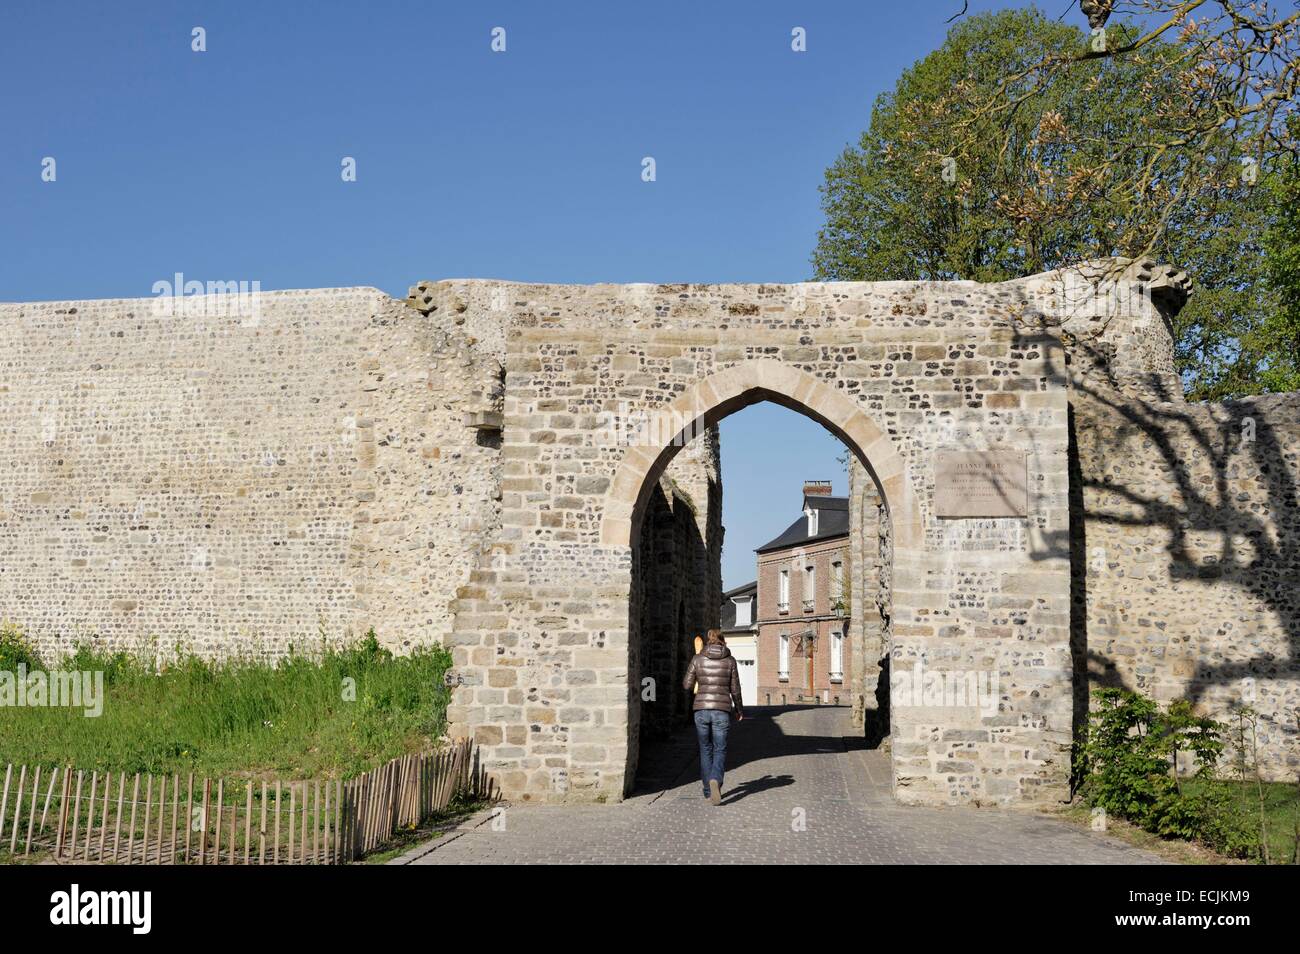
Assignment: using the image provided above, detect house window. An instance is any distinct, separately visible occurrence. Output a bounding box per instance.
[831,560,844,614]
[777,570,789,612]
[806,506,818,535]
[803,564,815,612]
[733,596,752,628]
[778,633,790,680]
[830,630,844,682]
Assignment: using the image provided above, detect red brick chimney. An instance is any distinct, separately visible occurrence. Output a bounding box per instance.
[803,480,832,497]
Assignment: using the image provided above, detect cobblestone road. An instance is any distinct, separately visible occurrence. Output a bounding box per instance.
[398,705,1163,865]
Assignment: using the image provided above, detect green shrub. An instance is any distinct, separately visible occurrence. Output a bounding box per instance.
[0,624,42,671]
[1192,784,1263,858]
[1076,687,1252,855]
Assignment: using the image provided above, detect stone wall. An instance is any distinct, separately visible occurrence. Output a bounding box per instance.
[0,288,528,660]
[1072,386,1300,780]
[848,459,887,737]
[0,289,382,658]
[10,260,1290,806]
[1021,257,1300,781]
[356,294,506,651]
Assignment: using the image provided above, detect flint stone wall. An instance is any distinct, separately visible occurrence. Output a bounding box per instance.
[0,288,510,659]
[1072,387,1300,780]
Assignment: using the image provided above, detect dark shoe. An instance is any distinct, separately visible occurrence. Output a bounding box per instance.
[709,779,721,806]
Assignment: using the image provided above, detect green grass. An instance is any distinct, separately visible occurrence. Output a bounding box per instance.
[1187,777,1300,864]
[0,627,452,782]
[1057,801,1236,864]
[1065,778,1300,865]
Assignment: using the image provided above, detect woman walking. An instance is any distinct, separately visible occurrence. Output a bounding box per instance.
[681,628,744,805]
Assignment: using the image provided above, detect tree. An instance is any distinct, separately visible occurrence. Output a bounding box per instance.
[813,9,1218,283]
[1259,139,1300,394]
[938,0,1299,260]
[1169,160,1300,401]
[1167,174,1277,400]
[812,7,1295,399]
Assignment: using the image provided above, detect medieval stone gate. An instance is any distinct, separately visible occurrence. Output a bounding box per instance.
[439,277,1078,807]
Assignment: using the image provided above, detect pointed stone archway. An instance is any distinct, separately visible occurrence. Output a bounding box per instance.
[600,360,921,552]
[602,360,922,792]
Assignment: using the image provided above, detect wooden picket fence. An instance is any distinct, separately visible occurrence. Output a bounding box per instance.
[0,739,494,865]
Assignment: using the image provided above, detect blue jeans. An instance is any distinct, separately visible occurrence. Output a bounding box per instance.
[694,709,731,794]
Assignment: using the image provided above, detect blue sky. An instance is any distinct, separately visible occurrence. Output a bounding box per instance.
[1,0,1023,589]
[718,405,848,589]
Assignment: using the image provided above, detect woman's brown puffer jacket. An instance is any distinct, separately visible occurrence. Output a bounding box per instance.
[682,643,744,715]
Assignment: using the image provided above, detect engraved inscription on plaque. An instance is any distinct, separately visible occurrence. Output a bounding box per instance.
[934,449,1028,518]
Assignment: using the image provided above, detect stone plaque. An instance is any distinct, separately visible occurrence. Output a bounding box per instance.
[934,449,1028,518]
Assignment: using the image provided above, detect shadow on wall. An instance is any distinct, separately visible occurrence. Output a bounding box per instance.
[864,657,890,748]
[630,471,720,782]
[1065,335,1300,777]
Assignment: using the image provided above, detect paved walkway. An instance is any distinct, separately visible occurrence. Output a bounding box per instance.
[398,705,1163,864]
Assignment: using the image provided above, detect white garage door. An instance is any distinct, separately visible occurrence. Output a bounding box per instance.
[731,642,758,707]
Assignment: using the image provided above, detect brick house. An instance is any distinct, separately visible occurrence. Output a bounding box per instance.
[754,481,852,706]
